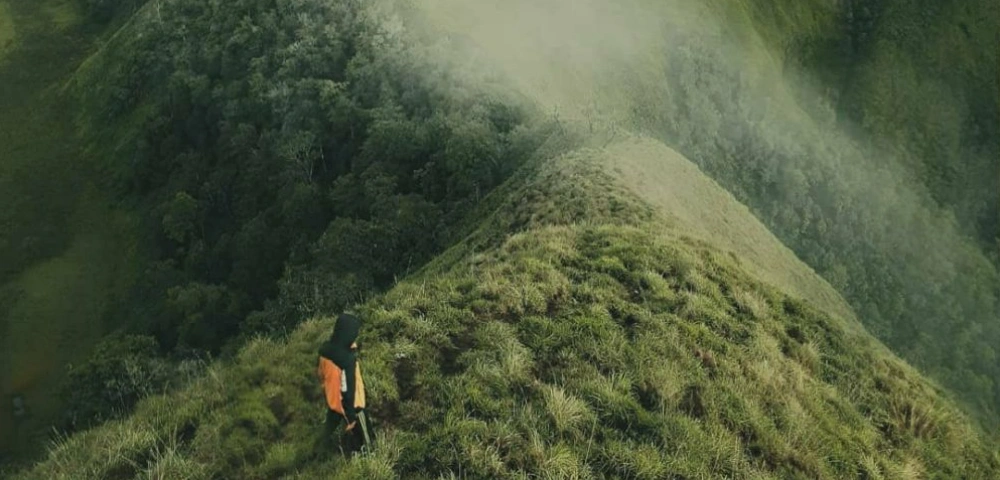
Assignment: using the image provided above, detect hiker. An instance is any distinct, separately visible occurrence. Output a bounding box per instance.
[317,313,373,456]
[11,394,27,420]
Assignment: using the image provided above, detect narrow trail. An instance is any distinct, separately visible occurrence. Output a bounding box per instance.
[0,0,135,463]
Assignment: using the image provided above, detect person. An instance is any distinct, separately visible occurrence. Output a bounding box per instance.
[317,313,373,456]
[11,394,28,420]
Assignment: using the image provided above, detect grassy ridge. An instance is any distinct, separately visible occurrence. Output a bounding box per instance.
[408,0,1000,425]
[50,0,1000,430]
[7,0,999,476]
[14,148,999,479]
[602,137,856,325]
[636,0,1000,424]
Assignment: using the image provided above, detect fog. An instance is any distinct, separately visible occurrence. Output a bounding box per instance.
[389,0,1000,421]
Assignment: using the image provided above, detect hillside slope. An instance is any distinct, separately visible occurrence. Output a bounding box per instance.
[14,141,999,479]
[0,0,137,458]
[602,138,854,325]
[6,0,999,476]
[27,0,994,433]
[408,0,1000,424]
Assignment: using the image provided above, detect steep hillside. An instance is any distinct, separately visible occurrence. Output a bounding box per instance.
[33,0,994,430]
[6,0,998,474]
[809,0,999,243]
[601,138,855,325]
[409,0,1000,423]
[14,146,999,479]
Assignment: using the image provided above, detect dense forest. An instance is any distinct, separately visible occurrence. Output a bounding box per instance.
[57,0,560,430]
[2,0,997,470]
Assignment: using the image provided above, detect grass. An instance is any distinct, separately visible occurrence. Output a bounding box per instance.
[14,146,999,479]
[601,135,857,325]
[5,0,998,476]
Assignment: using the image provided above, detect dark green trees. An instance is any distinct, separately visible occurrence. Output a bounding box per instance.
[75,0,542,355]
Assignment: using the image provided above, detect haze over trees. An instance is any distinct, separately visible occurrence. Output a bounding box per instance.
[1,0,998,475]
[630,12,1000,422]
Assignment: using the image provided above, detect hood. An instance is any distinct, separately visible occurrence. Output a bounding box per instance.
[331,313,360,348]
[319,313,361,368]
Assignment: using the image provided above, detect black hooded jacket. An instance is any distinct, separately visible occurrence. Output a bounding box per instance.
[319,313,362,422]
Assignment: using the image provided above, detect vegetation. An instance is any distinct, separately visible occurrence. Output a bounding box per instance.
[400,0,1000,424]
[70,0,552,360]
[60,334,171,431]
[599,137,857,324]
[0,0,140,462]
[827,0,997,244]
[614,0,1000,424]
[708,0,998,246]
[0,0,88,281]
[4,0,998,474]
[0,3,15,62]
[14,155,999,479]
[60,0,1000,429]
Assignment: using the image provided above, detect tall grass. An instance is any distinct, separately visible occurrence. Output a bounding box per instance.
[15,154,999,479]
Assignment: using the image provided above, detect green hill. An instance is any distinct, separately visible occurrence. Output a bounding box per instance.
[412,0,1000,423]
[601,138,855,325]
[14,143,999,478]
[4,0,1000,476]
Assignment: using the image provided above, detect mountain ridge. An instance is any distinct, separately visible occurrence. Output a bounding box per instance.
[14,140,999,478]
[3,0,999,475]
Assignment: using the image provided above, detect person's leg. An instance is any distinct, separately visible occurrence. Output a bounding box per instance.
[324,409,339,437]
[343,428,361,457]
[316,409,341,457]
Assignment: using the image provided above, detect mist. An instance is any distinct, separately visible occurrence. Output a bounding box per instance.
[3,0,997,473]
[388,0,1000,421]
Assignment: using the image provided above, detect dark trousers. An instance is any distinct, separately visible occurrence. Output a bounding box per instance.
[324,409,373,456]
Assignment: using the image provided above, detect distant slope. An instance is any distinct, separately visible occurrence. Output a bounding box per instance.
[0,0,137,460]
[15,148,998,479]
[823,0,999,242]
[601,137,855,324]
[409,0,1000,424]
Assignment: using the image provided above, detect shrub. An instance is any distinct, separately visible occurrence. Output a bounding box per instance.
[62,334,171,431]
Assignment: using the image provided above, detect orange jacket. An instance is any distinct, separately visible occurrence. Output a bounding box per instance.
[318,355,366,418]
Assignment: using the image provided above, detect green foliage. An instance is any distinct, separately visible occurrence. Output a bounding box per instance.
[620,5,1000,423]
[71,0,550,352]
[62,334,170,431]
[10,0,999,474]
[17,158,999,479]
[160,192,198,245]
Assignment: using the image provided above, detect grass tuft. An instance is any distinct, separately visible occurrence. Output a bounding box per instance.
[541,384,592,436]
